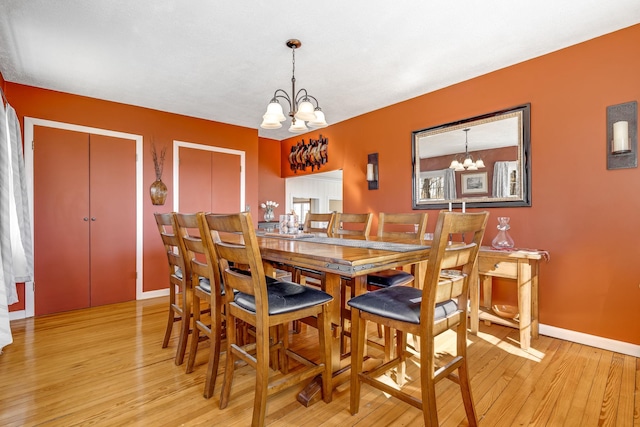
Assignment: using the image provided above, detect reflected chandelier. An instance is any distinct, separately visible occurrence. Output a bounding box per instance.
[260,39,328,133]
[449,128,485,171]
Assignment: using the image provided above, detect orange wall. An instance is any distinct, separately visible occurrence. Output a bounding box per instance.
[5,83,260,300]
[280,25,640,345]
[258,137,286,219]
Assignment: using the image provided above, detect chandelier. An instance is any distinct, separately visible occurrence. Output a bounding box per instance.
[260,39,328,133]
[449,128,485,171]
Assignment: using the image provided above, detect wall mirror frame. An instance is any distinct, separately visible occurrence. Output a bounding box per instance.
[412,103,531,209]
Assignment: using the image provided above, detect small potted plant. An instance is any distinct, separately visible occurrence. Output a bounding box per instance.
[260,200,278,221]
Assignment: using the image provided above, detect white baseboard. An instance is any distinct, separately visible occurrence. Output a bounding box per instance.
[9,310,26,321]
[138,288,169,300]
[539,324,640,357]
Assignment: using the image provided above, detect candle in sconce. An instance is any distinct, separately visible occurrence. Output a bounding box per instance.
[462,202,466,213]
[366,163,375,181]
[448,202,452,212]
[612,120,630,153]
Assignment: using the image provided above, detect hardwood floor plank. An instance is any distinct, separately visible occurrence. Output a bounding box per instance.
[1,297,637,427]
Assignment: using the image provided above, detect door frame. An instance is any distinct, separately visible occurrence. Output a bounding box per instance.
[20,117,143,319]
[173,140,246,212]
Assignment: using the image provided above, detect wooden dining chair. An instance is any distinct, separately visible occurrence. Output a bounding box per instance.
[154,212,192,366]
[328,212,372,237]
[303,212,335,235]
[366,212,428,350]
[367,212,428,290]
[204,212,334,427]
[348,210,489,426]
[173,212,225,398]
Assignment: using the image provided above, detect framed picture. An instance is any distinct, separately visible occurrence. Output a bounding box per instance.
[461,172,488,195]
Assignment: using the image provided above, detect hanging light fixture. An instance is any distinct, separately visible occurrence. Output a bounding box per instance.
[260,39,328,133]
[449,128,485,171]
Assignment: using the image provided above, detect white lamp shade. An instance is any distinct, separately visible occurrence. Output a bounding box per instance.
[288,119,308,133]
[475,159,485,168]
[266,101,286,122]
[307,110,328,128]
[467,164,478,171]
[449,160,459,169]
[260,114,283,129]
[295,100,316,121]
[455,163,465,172]
[463,157,473,168]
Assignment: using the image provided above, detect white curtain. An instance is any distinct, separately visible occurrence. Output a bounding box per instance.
[0,94,34,352]
[443,168,457,200]
[492,161,517,198]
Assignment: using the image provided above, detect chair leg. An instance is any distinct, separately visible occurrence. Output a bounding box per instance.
[318,305,333,403]
[219,317,237,410]
[349,308,365,415]
[251,323,271,427]
[396,330,406,387]
[203,303,222,398]
[420,337,439,427]
[175,289,191,365]
[163,285,177,348]
[457,324,478,426]
[185,300,201,374]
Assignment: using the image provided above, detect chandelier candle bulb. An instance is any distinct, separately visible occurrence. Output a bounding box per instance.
[612,120,630,153]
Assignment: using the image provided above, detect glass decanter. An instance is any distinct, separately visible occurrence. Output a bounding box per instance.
[491,216,515,249]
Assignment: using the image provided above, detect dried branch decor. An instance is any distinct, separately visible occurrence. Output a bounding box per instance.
[151,142,167,181]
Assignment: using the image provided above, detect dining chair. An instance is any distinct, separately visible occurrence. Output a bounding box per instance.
[204,212,333,427]
[154,212,192,366]
[348,210,489,426]
[173,212,225,398]
[367,212,428,290]
[366,212,428,352]
[328,212,372,237]
[303,212,335,235]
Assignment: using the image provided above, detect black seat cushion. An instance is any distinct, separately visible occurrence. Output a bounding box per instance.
[367,269,414,288]
[234,281,333,315]
[347,285,458,324]
[195,267,277,295]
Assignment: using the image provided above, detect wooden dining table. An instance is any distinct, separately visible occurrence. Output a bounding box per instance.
[255,232,432,404]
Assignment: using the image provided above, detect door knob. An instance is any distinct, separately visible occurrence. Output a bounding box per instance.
[91,217,97,221]
[83,217,89,221]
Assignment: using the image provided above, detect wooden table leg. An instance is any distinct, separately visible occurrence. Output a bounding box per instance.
[469,262,480,335]
[531,261,539,339]
[517,260,532,350]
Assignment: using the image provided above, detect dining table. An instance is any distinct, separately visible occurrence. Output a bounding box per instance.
[255,231,432,405]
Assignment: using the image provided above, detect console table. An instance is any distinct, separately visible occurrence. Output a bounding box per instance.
[470,247,546,350]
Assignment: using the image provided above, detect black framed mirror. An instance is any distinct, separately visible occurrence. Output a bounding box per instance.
[412,104,531,209]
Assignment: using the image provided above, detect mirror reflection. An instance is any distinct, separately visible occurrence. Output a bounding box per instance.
[412,104,531,209]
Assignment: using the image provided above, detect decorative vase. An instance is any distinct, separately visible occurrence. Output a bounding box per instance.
[150,179,168,206]
[263,209,275,222]
[491,216,515,249]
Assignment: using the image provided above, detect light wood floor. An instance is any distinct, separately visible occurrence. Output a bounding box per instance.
[1,297,638,426]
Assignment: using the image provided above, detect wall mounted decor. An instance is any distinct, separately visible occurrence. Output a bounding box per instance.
[288,134,328,173]
[412,104,531,209]
[150,141,168,205]
[606,101,637,170]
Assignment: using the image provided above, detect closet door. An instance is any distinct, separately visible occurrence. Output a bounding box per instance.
[89,134,136,306]
[178,146,241,213]
[34,126,91,315]
[33,127,137,315]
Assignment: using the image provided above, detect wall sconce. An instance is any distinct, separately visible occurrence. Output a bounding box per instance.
[367,153,379,190]
[607,101,637,170]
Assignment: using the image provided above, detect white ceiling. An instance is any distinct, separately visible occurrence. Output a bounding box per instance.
[1,1,639,141]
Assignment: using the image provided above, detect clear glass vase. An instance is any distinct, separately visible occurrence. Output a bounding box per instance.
[491,216,515,249]
[263,209,274,222]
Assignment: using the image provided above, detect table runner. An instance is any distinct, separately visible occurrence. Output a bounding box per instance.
[261,234,428,253]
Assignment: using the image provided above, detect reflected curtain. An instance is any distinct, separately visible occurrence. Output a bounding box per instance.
[0,94,34,351]
[492,161,517,198]
[443,168,456,200]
